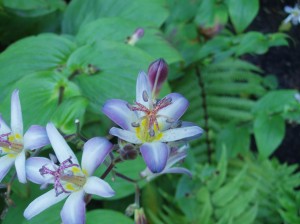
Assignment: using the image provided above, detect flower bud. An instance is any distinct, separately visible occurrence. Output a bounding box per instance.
[148,58,168,96]
[134,208,147,224]
[127,28,144,45]
[118,139,139,160]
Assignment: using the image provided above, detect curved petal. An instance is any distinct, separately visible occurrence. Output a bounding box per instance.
[157,93,188,122]
[84,176,115,198]
[82,137,113,176]
[24,189,68,220]
[61,190,85,224]
[11,89,23,136]
[24,125,50,150]
[0,155,15,182]
[140,142,169,173]
[46,123,78,165]
[163,167,192,177]
[15,150,26,183]
[102,99,137,131]
[109,127,142,144]
[136,71,152,108]
[26,157,55,184]
[284,6,293,13]
[284,14,293,24]
[160,126,203,142]
[0,115,11,135]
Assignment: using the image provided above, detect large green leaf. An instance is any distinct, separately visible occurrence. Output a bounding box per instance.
[76,17,182,63]
[254,114,285,158]
[86,209,133,224]
[93,157,146,200]
[66,41,153,113]
[2,0,65,17]
[0,34,76,100]
[0,71,81,130]
[226,0,259,33]
[62,0,168,34]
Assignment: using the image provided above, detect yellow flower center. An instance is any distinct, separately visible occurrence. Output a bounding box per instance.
[135,119,163,142]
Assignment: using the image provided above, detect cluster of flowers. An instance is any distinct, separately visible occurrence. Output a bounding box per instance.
[0,59,202,223]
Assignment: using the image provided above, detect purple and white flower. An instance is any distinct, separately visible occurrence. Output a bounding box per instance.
[0,89,49,183]
[103,71,203,173]
[140,144,192,181]
[24,123,115,224]
[284,4,300,25]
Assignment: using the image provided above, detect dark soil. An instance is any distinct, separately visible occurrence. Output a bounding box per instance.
[246,0,300,164]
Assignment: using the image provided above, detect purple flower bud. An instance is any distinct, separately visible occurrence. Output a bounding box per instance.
[134,208,148,224]
[148,58,168,95]
[127,28,145,45]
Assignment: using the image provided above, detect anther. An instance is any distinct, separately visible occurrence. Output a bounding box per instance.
[126,103,133,111]
[149,128,155,137]
[131,122,140,127]
[142,90,149,102]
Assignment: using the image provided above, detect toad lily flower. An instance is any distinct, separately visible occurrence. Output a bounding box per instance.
[24,123,115,224]
[103,71,203,173]
[0,90,49,183]
[284,4,300,25]
[140,144,192,181]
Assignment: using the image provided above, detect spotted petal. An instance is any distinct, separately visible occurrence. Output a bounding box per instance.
[0,155,15,182]
[109,127,142,144]
[11,89,23,136]
[136,71,152,108]
[82,137,113,176]
[102,99,137,131]
[140,142,169,173]
[24,189,68,220]
[157,93,188,122]
[61,190,85,224]
[46,123,79,165]
[24,125,50,150]
[0,115,11,135]
[15,150,26,183]
[160,126,203,142]
[26,157,55,184]
[84,176,115,198]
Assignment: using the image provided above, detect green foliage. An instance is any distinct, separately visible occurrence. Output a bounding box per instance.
[149,151,300,224]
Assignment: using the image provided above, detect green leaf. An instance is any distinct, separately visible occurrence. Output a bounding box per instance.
[216,125,250,158]
[93,157,146,200]
[51,96,88,134]
[86,210,133,224]
[252,90,298,114]
[235,32,268,56]
[62,0,168,34]
[227,0,259,33]
[66,41,153,114]
[2,0,65,17]
[0,34,76,101]
[76,17,182,64]
[254,114,285,158]
[0,71,81,130]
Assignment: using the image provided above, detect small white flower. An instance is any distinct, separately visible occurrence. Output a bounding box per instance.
[284,4,300,25]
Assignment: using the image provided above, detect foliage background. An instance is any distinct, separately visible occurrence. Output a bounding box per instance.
[0,0,299,223]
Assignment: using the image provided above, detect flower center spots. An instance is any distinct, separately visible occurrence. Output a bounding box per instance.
[130,96,172,140]
[0,132,23,153]
[39,156,86,196]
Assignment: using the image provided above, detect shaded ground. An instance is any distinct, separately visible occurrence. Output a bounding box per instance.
[247,0,300,164]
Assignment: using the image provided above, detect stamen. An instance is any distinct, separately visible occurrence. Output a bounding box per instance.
[126,103,133,111]
[39,156,80,196]
[131,122,140,127]
[149,128,155,137]
[0,133,11,148]
[142,90,149,102]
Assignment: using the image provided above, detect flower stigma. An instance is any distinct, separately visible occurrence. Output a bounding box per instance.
[129,95,173,142]
[39,156,87,196]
